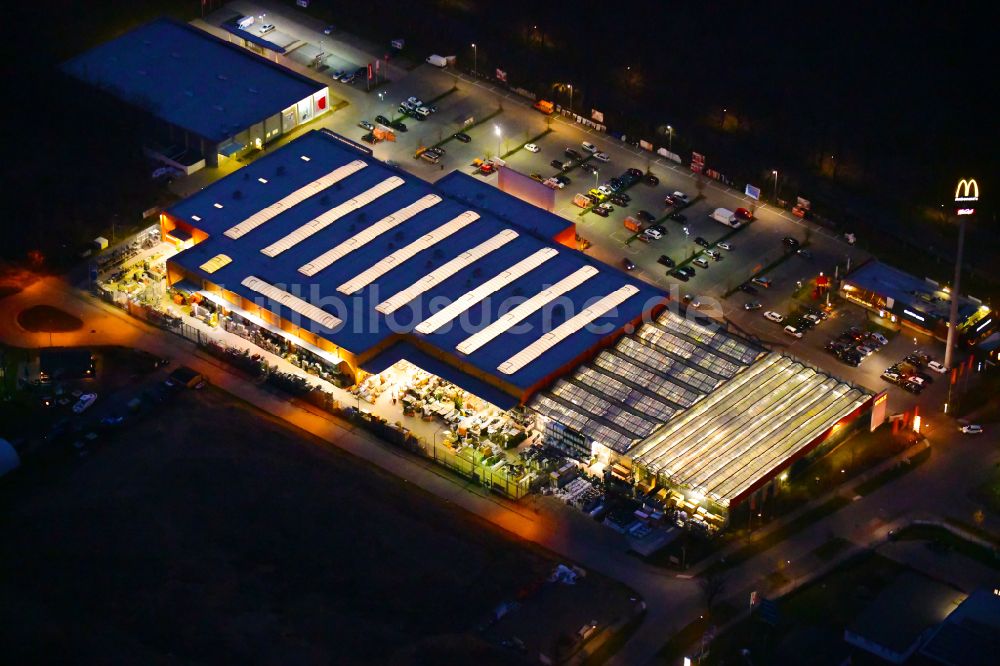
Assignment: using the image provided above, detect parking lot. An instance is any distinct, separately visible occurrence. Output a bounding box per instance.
[188,1,949,416]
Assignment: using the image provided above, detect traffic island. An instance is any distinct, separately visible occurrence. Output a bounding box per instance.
[16,305,83,333]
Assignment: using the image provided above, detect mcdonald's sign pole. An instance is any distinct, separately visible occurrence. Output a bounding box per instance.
[944,178,979,371]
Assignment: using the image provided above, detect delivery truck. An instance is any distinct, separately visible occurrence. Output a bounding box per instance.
[426,54,448,68]
[710,207,743,228]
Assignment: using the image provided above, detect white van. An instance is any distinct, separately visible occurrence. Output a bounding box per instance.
[710,208,739,227]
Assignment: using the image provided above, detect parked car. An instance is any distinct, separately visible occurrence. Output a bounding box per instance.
[671,191,690,204]
[72,393,97,414]
[960,424,983,435]
[555,175,571,186]
[784,325,803,338]
[752,276,773,288]
[626,167,643,178]
[717,242,732,251]
[592,204,610,217]
[407,96,423,107]
[594,152,610,162]
[359,120,375,131]
[782,236,800,248]
[694,236,711,248]
[622,258,636,271]
[645,228,663,240]
[644,173,659,185]
[927,360,947,373]
[668,212,687,223]
[744,301,762,310]
[259,23,275,35]
[734,207,753,221]
[565,148,582,159]
[636,210,656,223]
[764,311,784,323]
[678,266,696,277]
[692,257,709,268]
[375,114,391,126]
[453,132,472,143]
[657,255,675,268]
[340,73,356,84]
[524,143,540,153]
[551,159,565,170]
[706,249,721,260]
[582,141,597,153]
[390,120,408,132]
[323,24,335,35]
[479,162,495,175]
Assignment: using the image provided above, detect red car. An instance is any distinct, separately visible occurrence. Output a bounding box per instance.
[479,163,495,175]
[735,207,754,221]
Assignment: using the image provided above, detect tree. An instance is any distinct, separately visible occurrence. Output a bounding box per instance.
[700,571,727,613]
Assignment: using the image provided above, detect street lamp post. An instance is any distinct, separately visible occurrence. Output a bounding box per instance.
[944,177,979,370]
[772,170,779,202]
[667,125,673,151]
[471,43,477,78]
[567,84,573,112]
[494,124,502,158]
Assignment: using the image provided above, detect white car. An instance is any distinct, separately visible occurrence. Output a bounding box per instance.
[671,191,690,204]
[645,228,663,240]
[582,141,597,153]
[717,242,732,251]
[524,143,540,153]
[542,177,564,189]
[764,311,784,323]
[259,24,275,35]
[406,96,423,107]
[784,325,803,338]
[927,360,947,374]
[73,393,97,414]
[593,152,610,162]
[960,424,983,435]
[597,185,613,196]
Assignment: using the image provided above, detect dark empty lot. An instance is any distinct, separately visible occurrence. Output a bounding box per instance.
[0,386,558,664]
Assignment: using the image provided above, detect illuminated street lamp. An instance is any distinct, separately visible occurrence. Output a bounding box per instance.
[494,124,502,157]
[772,170,779,201]
[471,43,477,78]
[667,125,673,151]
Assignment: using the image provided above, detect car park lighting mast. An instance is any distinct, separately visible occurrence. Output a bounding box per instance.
[944,177,979,370]
[471,43,477,78]
[494,124,502,158]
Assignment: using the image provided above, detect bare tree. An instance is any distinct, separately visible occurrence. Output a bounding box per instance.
[700,571,728,612]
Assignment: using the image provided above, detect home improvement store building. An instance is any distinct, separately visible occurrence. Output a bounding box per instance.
[161,129,874,524]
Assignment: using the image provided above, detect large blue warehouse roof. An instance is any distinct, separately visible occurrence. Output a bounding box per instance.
[168,130,666,395]
[62,18,323,143]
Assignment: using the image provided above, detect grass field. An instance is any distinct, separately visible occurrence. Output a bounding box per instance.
[0,384,630,664]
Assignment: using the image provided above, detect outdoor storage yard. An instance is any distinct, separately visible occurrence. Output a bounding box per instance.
[0,382,635,664]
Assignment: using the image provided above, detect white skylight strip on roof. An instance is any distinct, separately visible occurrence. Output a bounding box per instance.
[298,194,442,277]
[241,275,342,330]
[261,176,405,257]
[376,230,521,315]
[337,211,480,294]
[497,285,639,375]
[456,266,599,355]
[224,160,366,239]
[414,248,559,334]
